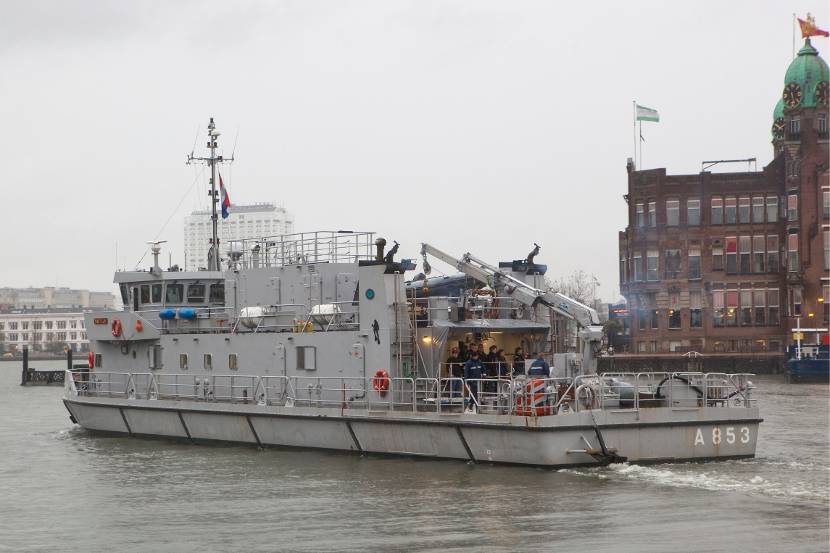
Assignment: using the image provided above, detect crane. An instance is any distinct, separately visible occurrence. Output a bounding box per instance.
[420,243,604,374]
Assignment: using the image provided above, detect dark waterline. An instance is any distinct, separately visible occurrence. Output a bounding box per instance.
[1,362,827,553]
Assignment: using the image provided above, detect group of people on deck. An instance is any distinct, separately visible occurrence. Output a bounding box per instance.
[444,344,551,411]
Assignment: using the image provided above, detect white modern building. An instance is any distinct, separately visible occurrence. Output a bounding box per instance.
[0,287,115,310]
[184,203,294,270]
[0,308,97,353]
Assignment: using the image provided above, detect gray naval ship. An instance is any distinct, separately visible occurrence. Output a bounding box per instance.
[63,120,761,467]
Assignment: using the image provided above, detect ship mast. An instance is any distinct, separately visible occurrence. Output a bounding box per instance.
[187,117,233,271]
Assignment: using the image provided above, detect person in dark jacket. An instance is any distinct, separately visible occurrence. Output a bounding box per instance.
[527,352,550,377]
[463,351,486,411]
[445,347,465,397]
[512,347,526,376]
[485,345,500,377]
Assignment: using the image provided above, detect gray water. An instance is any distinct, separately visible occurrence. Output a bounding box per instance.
[0,361,827,553]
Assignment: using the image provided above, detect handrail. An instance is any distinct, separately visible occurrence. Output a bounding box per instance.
[65,370,757,414]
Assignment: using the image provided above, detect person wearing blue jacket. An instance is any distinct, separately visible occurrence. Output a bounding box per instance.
[463,351,486,411]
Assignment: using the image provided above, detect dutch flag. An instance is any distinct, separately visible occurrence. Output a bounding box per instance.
[219,172,231,219]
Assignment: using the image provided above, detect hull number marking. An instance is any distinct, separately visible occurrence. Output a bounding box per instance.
[694,426,750,446]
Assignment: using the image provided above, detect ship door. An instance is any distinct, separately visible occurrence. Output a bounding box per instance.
[132,287,139,312]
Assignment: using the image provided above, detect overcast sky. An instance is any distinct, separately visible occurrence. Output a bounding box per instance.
[2,0,827,302]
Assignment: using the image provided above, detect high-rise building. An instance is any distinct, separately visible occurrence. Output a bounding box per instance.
[184,203,294,270]
[618,37,828,355]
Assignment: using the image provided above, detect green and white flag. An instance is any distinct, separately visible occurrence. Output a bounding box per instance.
[636,104,660,122]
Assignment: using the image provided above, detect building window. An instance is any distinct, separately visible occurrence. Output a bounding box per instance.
[725,289,738,326]
[752,196,765,223]
[739,236,751,273]
[767,235,780,273]
[766,196,778,222]
[633,252,643,281]
[819,114,828,138]
[824,190,830,219]
[713,289,724,327]
[647,201,656,227]
[22,321,29,330]
[9,322,18,330]
[646,249,659,281]
[752,235,765,273]
[637,308,646,331]
[46,321,53,329]
[789,117,800,138]
[664,249,681,279]
[824,228,830,272]
[70,320,77,329]
[790,287,802,316]
[668,292,681,329]
[725,237,737,274]
[687,199,700,226]
[787,194,798,221]
[738,196,751,223]
[711,197,723,224]
[753,289,766,326]
[788,232,799,272]
[619,255,627,284]
[33,321,42,330]
[8,333,17,342]
[725,197,737,224]
[666,199,680,226]
[768,289,780,326]
[650,309,659,330]
[740,290,753,326]
[57,321,66,329]
[688,246,701,279]
[690,291,703,328]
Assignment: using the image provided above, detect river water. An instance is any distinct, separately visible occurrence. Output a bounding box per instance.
[0,361,827,553]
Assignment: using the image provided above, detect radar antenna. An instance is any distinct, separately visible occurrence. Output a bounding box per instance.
[146,240,168,273]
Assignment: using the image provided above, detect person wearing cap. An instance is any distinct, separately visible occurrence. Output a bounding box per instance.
[463,350,486,412]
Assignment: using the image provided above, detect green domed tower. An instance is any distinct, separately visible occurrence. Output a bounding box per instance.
[782,39,829,111]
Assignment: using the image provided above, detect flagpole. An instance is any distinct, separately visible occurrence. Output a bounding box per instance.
[633,100,637,170]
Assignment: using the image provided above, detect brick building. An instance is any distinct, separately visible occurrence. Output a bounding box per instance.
[618,38,829,356]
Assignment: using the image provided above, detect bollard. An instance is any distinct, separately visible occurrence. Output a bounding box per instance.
[21,345,29,385]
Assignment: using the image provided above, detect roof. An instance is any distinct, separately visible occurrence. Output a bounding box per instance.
[431,319,550,332]
[783,38,829,109]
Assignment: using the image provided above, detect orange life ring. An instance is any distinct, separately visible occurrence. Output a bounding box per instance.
[111,319,122,338]
[372,369,390,394]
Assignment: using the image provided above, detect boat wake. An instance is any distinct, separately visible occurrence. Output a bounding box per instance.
[561,460,829,503]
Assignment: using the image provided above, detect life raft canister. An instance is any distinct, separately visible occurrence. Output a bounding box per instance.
[515,378,552,416]
[111,319,123,338]
[372,369,390,395]
[88,351,95,368]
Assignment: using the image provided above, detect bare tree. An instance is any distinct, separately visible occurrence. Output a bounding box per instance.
[546,270,600,305]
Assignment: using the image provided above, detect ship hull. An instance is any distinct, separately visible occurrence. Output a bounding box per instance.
[63,396,760,467]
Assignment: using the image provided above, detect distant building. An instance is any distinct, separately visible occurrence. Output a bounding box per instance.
[0,308,106,353]
[184,202,294,270]
[618,38,828,355]
[607,302,631,353]
[0,287,115,311]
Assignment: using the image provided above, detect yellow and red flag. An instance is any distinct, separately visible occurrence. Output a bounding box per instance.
[798,14,829,38]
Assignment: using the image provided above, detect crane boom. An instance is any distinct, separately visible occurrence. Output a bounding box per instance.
[420,242,604,374]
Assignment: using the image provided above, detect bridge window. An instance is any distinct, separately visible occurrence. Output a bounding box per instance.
[152,284,162,303]
[187,284,205,303]
[209,283,225,305]
[165,284,183,304]
[140,285,151,304]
